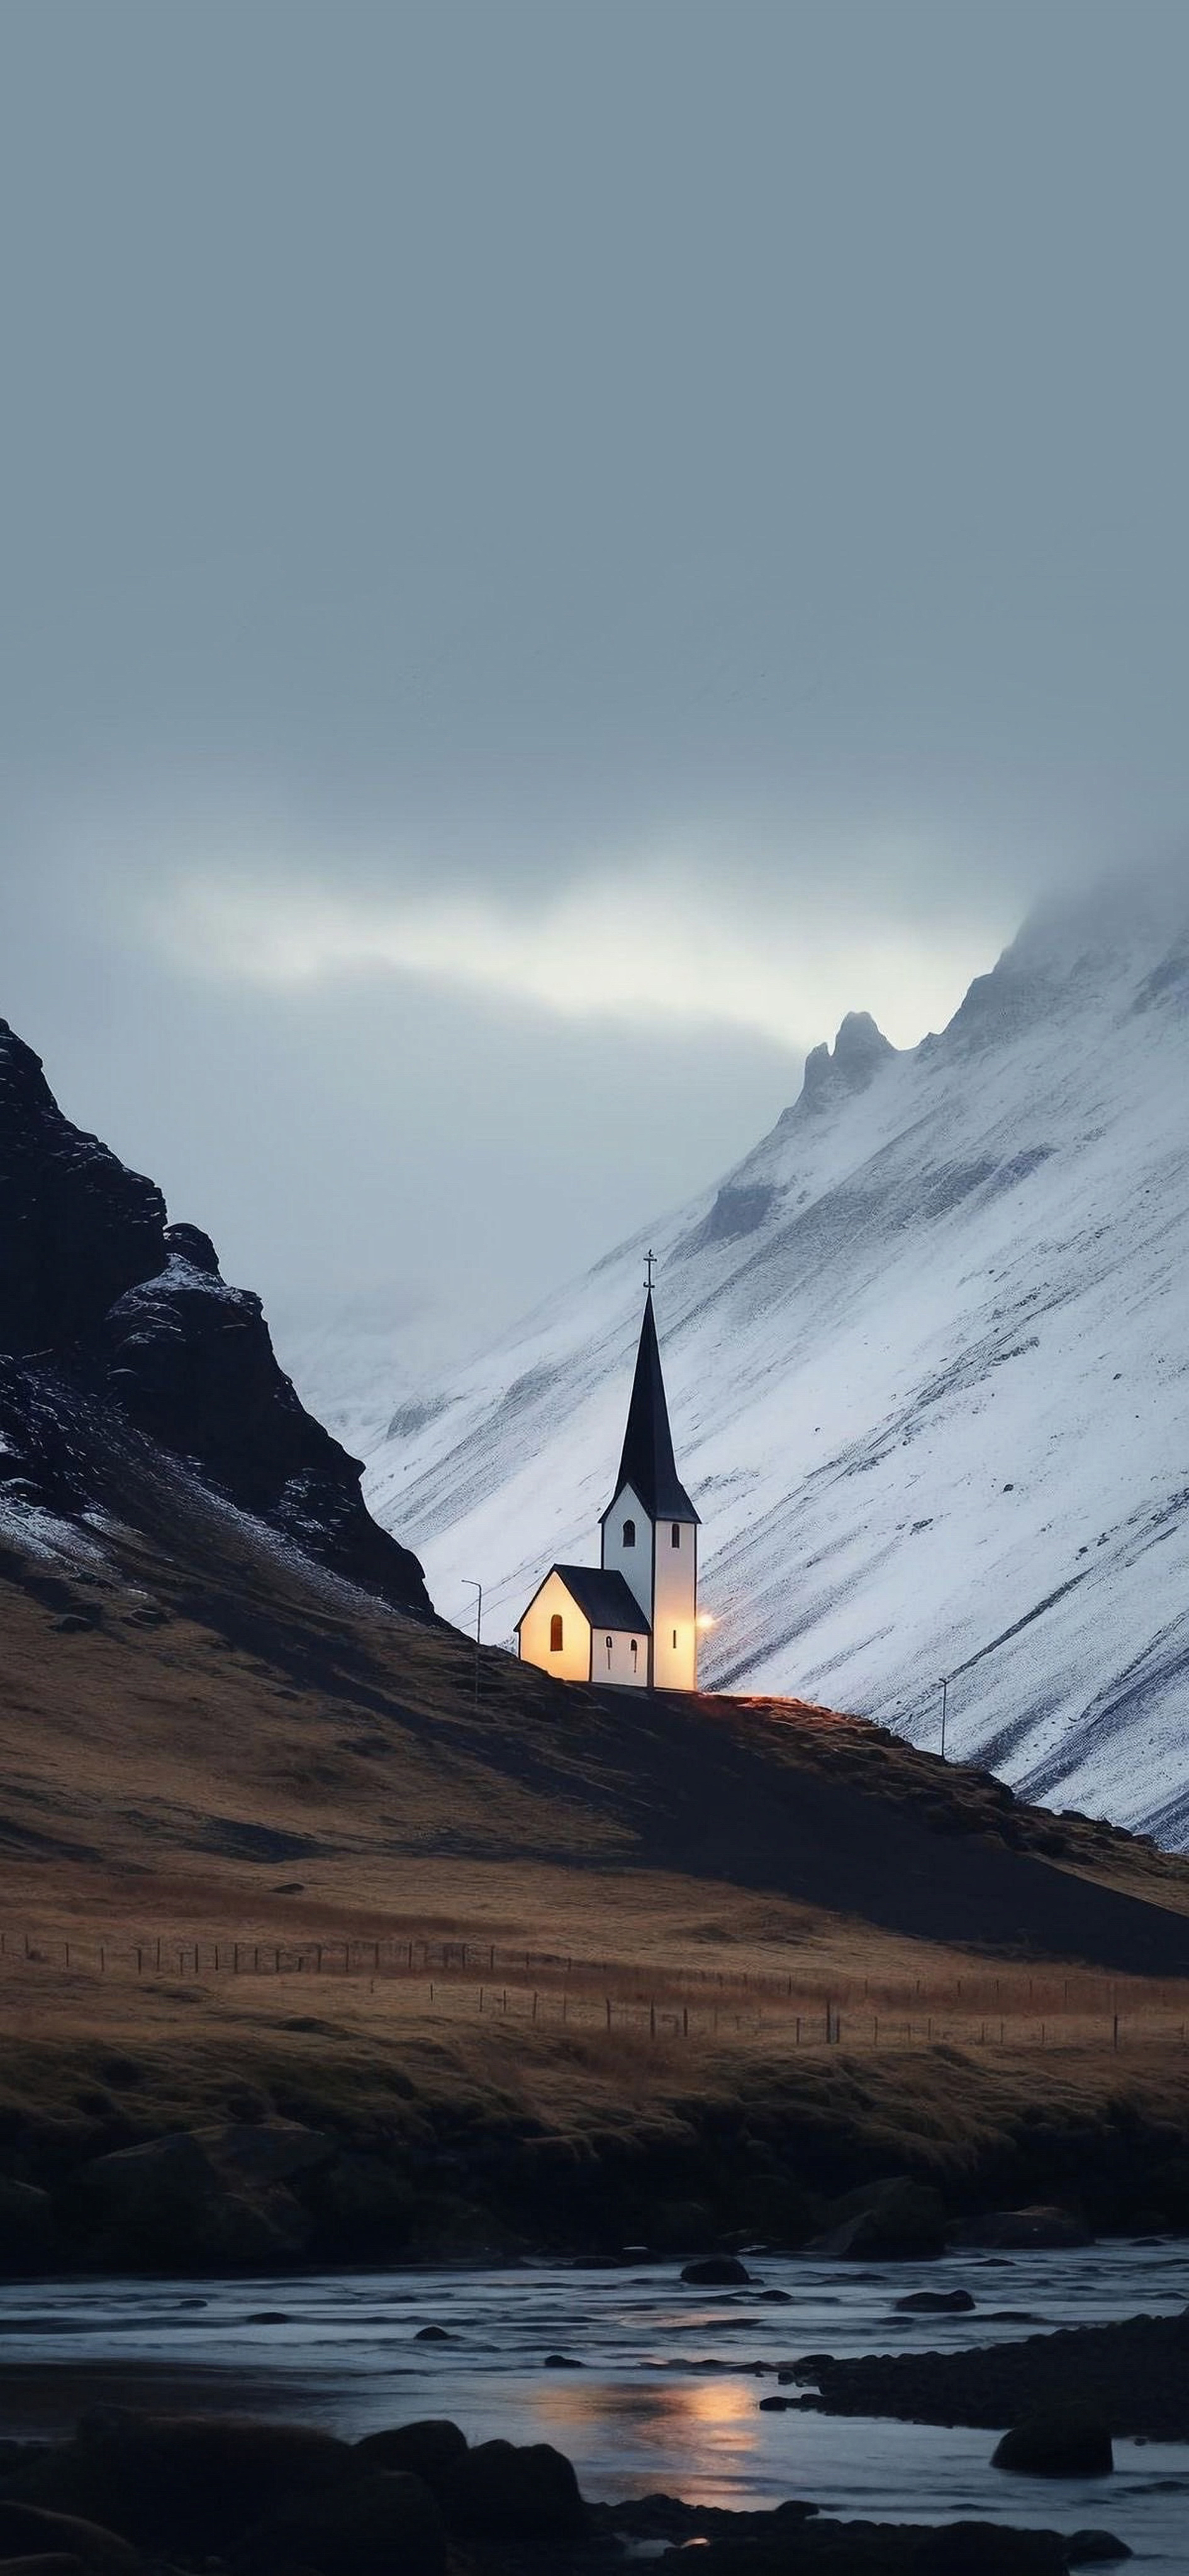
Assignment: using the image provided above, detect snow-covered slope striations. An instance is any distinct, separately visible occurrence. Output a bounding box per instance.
[363,879,1189,1842]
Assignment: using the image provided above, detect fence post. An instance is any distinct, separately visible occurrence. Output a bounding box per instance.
[605,1996,611,2030]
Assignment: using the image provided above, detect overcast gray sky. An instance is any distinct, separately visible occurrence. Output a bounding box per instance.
[2,1,1187,1374]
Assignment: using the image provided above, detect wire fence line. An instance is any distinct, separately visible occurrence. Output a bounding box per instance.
[4,1924,1189,2055]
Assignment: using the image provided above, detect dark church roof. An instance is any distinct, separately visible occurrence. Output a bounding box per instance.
[600,1289,700,1526]
[516,1564,650,1634]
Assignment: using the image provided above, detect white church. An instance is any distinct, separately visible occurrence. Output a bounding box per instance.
[516,1283,702,1691]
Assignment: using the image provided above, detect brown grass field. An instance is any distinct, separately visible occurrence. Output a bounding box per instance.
[4,1424,1189,2209]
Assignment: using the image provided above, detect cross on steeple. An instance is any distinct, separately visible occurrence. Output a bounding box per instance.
[644,1248,656,1291]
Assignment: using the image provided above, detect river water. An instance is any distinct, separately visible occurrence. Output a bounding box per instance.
[2,2243,1187,2563]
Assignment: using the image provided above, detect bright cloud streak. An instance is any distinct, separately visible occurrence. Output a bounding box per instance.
[150,855,1013,1054]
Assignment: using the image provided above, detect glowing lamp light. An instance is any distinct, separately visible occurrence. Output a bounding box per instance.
[696,1613,716,1630]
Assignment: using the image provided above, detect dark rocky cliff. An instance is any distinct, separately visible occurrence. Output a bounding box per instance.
[0,1021,431,1614]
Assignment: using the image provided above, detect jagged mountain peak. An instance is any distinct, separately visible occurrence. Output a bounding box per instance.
[790,1008,897,1119]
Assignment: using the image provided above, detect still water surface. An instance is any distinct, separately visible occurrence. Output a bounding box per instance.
[2,2244,1187,2564]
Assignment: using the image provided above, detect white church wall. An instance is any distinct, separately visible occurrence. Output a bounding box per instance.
[601,1480,652,1623]
[652,1518,698,1690]
[518,1570,590,1682]
[591,1624,649,1688]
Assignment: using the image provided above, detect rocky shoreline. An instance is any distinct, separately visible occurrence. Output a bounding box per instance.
[792,2303,1189,2441]
[3,2099,1187,2282]
[0,2406,1131,2575]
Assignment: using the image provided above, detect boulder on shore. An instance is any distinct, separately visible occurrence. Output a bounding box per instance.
[992,2406,1114,2477]
[0,2182,59,2279]
[353,2421,467,2496]
[956,2206,1091,2250]
[810,2177,947,2261]
[910,2525,1069,2572]
[448,2438,585,2540]
[235,2468,445,2576]
[9,2414,353,2553]
[0,2504,140,2573]
[65,2128,323,2270]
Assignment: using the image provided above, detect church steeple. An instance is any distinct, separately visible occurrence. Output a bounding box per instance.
[515,1260,704,1692]
[605,1288,700,1528]
[598,1272,700,1687]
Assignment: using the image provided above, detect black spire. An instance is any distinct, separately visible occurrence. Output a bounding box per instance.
[601,1290,699,1524]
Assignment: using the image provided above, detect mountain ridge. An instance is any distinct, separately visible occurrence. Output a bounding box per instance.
[0,1019,431,1616]
[359,871,1189,1842]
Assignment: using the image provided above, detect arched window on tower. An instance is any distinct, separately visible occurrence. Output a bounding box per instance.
[622,1518,636,1546]
[549,1613,563,1652]
[605,1633,613,1668]
[671,1521,681,1546]
[630,1637,639,1672]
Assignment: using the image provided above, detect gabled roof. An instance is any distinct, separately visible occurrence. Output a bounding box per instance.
[516,1563,650,1635]
[600,1289,700,1525]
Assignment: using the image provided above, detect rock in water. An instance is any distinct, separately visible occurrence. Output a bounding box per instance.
[895,2287,976,2313]
[992,2407,1114,2476]
[681,2256,752,2285]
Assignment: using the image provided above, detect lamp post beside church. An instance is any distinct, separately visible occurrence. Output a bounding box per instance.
[462,1578,483,1711]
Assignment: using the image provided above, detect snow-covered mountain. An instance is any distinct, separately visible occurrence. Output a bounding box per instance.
[361,874,1189,1844]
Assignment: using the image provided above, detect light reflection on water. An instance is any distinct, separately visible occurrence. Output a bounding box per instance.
[1,2245,1187,2562]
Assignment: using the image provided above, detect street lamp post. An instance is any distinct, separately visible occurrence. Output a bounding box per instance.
[940,1675,949,1760]
[462,1579,483,1713]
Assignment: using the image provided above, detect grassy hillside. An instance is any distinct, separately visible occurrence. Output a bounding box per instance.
[4,1419,1189,2254]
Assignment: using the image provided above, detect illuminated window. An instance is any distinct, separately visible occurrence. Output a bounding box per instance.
[671,1521,681,1546]
[550,1613,563,1652]
[623,1519,636,1546]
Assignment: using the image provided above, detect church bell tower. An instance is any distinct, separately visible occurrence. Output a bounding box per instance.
[600,1269,700,1688]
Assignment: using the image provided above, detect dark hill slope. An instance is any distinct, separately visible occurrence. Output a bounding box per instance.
[5,1424,1189,2264]
[0,1019,429,1613]
[3,1396,1188,1981]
